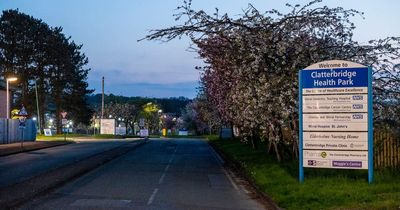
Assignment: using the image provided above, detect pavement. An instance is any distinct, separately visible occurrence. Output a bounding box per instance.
[20,138,267,210]
[0,139,142,189]
[0,141,72,157]
[0,139,146,208]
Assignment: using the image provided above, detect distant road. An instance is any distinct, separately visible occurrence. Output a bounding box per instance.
[22,138,265,210]
[0,140,136,188]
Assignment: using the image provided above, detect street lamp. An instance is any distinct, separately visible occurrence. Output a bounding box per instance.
[6,77,18,119]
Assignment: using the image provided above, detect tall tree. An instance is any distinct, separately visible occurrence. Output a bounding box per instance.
[143,0,400,160]
[0,10,93,133]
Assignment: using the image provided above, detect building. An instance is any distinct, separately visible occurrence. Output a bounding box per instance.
[0,80,17,119]
[0,81,8,118]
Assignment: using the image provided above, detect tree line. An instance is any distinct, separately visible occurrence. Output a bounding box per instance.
[143,0,400,160]
[0,10,93,134]
[87,94,191,134]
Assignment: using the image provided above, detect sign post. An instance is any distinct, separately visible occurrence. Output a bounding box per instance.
[61,111,67,141]
[17,105,28,149]
[299,60,373,183]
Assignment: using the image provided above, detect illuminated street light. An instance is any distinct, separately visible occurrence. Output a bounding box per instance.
[6,77,18,119]
[32,117,37,121]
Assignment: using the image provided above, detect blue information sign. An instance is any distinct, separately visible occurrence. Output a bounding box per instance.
[301,68,368,88]
[299,60,373,184]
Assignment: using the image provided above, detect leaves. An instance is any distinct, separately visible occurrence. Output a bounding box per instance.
[144,1,400,158]
[0,10,93,132]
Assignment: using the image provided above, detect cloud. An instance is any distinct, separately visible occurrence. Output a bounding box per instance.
[89,81,199,98]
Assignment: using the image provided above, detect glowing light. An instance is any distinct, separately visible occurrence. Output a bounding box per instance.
[6,77,17,82]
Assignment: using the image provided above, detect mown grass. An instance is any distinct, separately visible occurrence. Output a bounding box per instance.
[209,137,400,210]
[36,134,81,141]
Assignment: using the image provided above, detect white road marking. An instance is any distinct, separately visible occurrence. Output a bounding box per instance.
[158,173,166,184]
[147,188,159,205]
[208,144,239,192]
[160,144,177,184]
[208,144,224,165]
[223,168,239,191]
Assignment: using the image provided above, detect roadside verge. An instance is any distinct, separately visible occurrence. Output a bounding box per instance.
[208,140,280,210]
[208,138,400,210]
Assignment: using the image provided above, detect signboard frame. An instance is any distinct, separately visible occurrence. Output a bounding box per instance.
[115,127,127,136]
[298,60,373,183]
[100,119,116,135]
[139,129,149,137]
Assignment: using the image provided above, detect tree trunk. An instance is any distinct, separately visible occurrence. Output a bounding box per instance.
[54,89,63,134]
[273,141,281,162]
[38,79,46,134]
[250,130,259,150]
[55,103,62,134]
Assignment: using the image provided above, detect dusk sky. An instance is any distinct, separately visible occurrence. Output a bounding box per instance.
[1,0,400,98]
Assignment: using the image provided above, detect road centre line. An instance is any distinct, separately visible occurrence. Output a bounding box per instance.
[147,188,159,205]
[168,147,177,163]
[158,173,166,184]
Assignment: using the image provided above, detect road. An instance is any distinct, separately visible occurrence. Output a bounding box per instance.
[22,138,265,210]
[0,139,137,188]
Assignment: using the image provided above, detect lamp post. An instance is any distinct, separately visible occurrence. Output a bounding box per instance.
[6,77,18,119]
[35,80,41,134]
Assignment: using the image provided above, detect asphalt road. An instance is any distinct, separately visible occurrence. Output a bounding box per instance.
[0,140,137,188]
[21,138,265,210]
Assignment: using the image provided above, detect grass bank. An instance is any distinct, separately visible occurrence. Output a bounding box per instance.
[37,134,87,141]
[208,137,400,210]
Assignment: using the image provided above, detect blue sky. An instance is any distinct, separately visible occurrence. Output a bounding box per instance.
[1,0,400,98]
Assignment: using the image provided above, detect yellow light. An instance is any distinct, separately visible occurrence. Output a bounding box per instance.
[7,77,18,82]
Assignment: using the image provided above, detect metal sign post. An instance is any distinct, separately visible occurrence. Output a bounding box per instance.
[299,60,373,183]
[17,105,28,149]
[61,111,68,141]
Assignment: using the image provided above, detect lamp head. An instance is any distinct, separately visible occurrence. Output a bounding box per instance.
[7,77,18,82]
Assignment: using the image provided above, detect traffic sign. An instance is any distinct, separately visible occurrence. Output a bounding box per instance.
[61,111,67,119]
[299,60,373,183]
[139,118,145,127]
[18,105,28,128]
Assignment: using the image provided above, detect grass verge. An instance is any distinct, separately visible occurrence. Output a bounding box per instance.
[37,134,87,141]
[208,137,400,210]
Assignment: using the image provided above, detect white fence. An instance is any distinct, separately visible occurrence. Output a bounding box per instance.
[0,119,36,144]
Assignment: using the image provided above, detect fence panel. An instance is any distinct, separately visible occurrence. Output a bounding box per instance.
[0,118,36,144]
[374,127,400,170]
